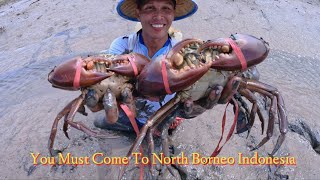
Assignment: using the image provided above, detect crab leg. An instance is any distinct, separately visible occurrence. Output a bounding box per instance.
[218,76,242,104]
[48,97,80,156]
[147,127,156,177]
[119,95,181,179]
[63,103,88,139]
[146,110,178,178]
[238,88,267,136]
[63,93,116,139]
[159,113,179,178]
[233,93,251,134]
[270,92,287,155]
[49,93,119,156]
[243,80,288,155]
[249,89,277,152]
[216,75,288,155]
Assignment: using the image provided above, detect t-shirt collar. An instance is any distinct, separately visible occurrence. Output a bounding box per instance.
[137,29,171,48]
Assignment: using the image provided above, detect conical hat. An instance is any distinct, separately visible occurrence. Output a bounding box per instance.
[117,0,198,21]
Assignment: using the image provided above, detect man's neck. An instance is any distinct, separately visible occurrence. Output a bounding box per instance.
[141,32,169,58]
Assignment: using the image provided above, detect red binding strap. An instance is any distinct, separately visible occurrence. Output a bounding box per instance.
[169,117,184,130]
[225,38,247,71]
[119,104,144,180]
[128,54,138,76]
[119,104,140,135]
[161,57,173,94]
[73,58,82,89]
[211,97,239,157]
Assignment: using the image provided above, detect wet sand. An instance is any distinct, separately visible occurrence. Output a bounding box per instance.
[0,0,320,179]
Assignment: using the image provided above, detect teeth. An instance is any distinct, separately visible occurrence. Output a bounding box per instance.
[86,61,94,70]
[183,65,190,71]
[212,51,217,56]
[222,45,229,53]
[100,64,106,72]
[152,24,164,28]
[173,57,184,68]
[172,53,184,68]
[94,62,100,71]
[215,55,220,59]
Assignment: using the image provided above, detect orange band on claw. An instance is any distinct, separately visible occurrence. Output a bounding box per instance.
[161,57,173,94]
[226,38,247,71]
[128,54,138,76]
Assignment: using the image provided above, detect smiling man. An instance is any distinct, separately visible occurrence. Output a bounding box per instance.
[135,0,175,57]
[110,0,197,58]
[94,0,198,131]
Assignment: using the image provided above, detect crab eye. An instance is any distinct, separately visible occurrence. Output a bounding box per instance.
[230,34,237,40]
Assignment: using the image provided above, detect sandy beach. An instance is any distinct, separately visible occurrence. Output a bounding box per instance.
[0,0,319,179]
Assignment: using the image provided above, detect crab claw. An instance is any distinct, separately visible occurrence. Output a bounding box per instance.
[48,56,113,90]
[137,39,212,97]
[199,33,270,71]
[107,53,150,77]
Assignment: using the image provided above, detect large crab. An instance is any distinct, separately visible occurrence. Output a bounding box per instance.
[47,53,150,156]
[119,34,288,178]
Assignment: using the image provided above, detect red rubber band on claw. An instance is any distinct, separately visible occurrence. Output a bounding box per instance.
[161,57,173,94]
[225,38,247,71]
[73,58,82,89]
[128,54,138,76]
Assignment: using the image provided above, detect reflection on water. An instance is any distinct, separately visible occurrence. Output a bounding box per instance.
[0,52,101,114]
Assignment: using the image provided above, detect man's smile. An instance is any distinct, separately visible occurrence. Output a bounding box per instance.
[151,24,165,28]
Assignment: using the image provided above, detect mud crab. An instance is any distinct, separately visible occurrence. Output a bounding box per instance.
[119,34,288,178]
[47,53,150,155]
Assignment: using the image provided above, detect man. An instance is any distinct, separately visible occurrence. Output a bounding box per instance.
[94,0,214,131]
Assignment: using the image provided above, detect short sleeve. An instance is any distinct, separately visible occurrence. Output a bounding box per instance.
[108,36,129,55]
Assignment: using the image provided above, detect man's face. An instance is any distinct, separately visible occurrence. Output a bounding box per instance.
[136,0,175,40]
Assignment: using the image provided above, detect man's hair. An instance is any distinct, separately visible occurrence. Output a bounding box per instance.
[136,0,176,10]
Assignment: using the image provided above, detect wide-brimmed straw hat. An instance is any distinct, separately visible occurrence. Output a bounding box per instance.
[116,0,198,21]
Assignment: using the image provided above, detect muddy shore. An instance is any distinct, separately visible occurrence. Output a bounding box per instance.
[0,0,319,179]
